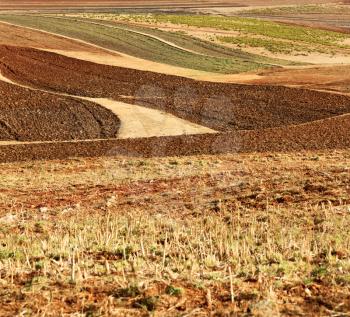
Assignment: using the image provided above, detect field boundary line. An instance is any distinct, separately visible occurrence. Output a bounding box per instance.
[49,15,210,56]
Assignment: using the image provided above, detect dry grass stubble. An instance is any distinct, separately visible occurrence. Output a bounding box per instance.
[0,151,350,315]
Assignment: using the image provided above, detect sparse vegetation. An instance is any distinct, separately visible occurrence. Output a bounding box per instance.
[218,36,311,54]
[96,13,350,56]
[0,151,350,315]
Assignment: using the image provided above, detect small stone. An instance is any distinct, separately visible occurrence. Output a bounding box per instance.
[39,207,49,213]
[0,214,17,224]
[305,288,312,297]
[106,196,117,207]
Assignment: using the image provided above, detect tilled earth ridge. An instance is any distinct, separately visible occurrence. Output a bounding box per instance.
[2,45,350,132]
[0,112,350,162]
[1,45,350,161]
[0,80,120,141]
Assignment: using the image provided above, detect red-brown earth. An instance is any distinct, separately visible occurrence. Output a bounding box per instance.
[0,79,120,142]
[0,45,350,162]
[2,45,350,132]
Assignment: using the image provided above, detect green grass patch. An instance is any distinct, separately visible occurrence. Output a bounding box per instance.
[116,14,349,47]
[0,14,297,74]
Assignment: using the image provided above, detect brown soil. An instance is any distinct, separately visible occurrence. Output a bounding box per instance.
[2,45,350,133]
[1,109,350,162]
[1,44,350,161]
[0,80,120,142]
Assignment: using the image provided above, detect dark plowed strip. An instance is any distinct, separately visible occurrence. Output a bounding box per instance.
[0,80,120,141]
[1,45,350,132]
[0,112,349,162]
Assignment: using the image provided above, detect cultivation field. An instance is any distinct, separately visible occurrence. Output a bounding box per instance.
[3,46,350,131]
[0,22,213,80]
[0,80,120,142]
[0,44,350,162]
[1,45,350,141]
[251,65,350,93]
[0,16,349,158]
[1,5,350,317]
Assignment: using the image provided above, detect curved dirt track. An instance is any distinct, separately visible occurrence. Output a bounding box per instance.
[85,98,216,138]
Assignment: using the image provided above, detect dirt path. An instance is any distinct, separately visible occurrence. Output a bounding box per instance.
[0,73,216,141]
[84,97,216,138]
[59,17,207,56]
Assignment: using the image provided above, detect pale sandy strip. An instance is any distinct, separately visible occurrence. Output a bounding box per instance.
[0,73,216,141]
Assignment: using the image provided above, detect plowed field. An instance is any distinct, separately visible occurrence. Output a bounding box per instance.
[0,79,120,142]
[2,45,350,132]
[0,45,350,161]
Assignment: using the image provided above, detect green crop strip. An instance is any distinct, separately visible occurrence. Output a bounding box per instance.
[118,14,349,47]
[0,14,299,73]
[62,16,295,64]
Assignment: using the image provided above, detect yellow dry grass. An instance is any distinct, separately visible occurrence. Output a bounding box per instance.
[1,150,350,316]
